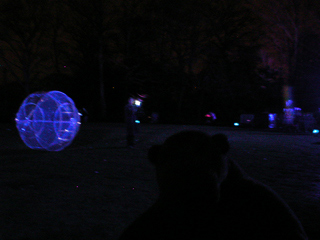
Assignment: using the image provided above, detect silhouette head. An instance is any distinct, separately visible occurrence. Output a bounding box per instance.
[148,131,229,198]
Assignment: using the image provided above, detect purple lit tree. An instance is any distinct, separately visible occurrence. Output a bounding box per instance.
[251,0,317,109]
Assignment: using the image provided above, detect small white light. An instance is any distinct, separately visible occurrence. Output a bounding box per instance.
[135,100,141,106]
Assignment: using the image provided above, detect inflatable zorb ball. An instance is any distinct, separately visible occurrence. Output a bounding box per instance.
[15,91,81,151]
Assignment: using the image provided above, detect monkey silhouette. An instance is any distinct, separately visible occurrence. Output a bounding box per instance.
[119,131,308,240]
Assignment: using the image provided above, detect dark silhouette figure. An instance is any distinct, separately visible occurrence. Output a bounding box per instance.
[124,98,138,147]
[216,159,308,239]
[118,131,308,240]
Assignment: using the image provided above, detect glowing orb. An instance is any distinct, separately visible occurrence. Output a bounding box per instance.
[313,129,319,134]
[234,122,240,126]
[15,91,81,151]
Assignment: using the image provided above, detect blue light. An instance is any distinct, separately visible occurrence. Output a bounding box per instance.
[313,129,319,134]
[135,120,140,124]
[234,122,239,126]
[268,113,277,129]
[15,91,81,151]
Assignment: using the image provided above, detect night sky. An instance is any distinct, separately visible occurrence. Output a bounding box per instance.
[0,0,320,124]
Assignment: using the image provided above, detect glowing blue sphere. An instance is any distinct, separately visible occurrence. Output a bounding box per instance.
[15,91,81,151]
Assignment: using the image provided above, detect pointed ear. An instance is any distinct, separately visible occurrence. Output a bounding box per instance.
[148,145,162,164]
[211,134,229,155]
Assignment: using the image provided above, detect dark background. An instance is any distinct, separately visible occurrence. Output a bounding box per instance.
[1,0,320,124]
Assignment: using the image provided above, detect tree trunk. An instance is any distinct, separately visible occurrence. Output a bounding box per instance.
[23,63,30,96]
[99,40,107,120]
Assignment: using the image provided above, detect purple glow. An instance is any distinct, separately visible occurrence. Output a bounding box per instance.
[269,114,275,121]
[240,114,254,124]
[283,108,294,125]
[286,100,293,107]
[268,113,277,128]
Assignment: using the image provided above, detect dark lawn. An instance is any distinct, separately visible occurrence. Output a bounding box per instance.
[0,123,320,239]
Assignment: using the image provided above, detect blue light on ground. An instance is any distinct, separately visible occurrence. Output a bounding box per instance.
[135,120,140,124]
[234,122,239,126]
[313,129,319,134]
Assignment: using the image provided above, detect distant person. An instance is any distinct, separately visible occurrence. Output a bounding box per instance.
[124,97,138,147]
[118,131,308,240]
[151,112,159,123]
[205,112,217,124]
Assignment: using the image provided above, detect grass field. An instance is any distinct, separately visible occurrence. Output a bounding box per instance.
[1,122,320,239]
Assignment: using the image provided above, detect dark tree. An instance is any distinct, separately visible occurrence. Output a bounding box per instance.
[64,0,119,120]
[250,0,316,109]
[0,0,51,95]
